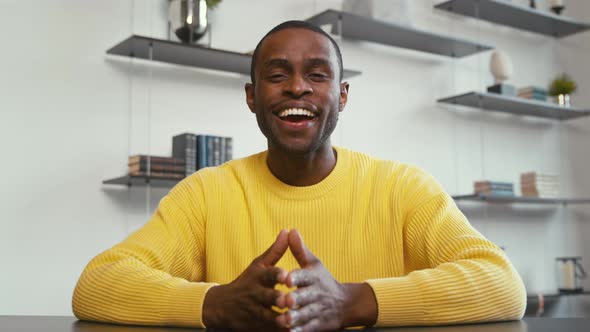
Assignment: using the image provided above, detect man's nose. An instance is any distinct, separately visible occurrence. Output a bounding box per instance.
[285,74,312,98]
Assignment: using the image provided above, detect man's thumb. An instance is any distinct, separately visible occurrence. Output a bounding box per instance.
[257,229,289,266]
[288,229,316,267]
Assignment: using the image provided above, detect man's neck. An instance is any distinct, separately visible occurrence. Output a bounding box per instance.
[266,143,337,187]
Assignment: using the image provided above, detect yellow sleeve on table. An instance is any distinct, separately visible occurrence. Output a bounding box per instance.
[365,172,526,326]
[72,179,216,328]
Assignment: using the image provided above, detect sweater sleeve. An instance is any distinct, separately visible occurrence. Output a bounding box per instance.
[365,168,526,326]
[72,175,217,328]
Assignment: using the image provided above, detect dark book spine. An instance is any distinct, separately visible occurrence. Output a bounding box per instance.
[207,135,215,167]
[172,133,197,176]
[197,135,207,170]
[225,137,233,162]
[220,137,227,164]
[214,136,221,166]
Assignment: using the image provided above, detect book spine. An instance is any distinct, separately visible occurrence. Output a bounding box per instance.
[220,136,227,164]
[214,136,221,166]
[225,137,233,162]
[207,135,215,167]
[197,135,207,170]
[129,163,186,173]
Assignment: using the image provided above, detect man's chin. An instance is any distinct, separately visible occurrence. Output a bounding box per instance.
[272,139,319,156]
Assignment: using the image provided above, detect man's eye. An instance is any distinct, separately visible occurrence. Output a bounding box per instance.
[309,73,329,81]
[267,73,287,82]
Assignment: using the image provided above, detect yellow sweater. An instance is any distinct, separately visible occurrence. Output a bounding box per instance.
[73,146,526,327]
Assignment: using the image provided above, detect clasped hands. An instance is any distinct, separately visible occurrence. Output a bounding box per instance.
[202,229,376,332]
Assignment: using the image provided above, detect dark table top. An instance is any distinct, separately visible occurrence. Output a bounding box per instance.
[1,316,589,332]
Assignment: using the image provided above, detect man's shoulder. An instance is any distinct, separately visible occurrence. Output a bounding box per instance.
[338,146,425,178]
[182,151,264,184]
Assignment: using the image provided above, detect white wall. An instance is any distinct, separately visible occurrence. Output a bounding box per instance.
[1,0,589,315]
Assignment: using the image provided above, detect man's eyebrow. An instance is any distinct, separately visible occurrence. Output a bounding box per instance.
[305,58,332,68]
[262,58,291,68]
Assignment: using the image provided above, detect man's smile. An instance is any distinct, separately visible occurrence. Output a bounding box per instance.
[272,107,319,130]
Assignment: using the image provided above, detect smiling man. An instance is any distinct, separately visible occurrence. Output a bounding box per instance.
[73,21,526,332]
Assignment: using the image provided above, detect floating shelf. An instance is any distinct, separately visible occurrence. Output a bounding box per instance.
[453,194,590,205]
[305,9,492,58]
[103,175,181,188]
[435,0,590,38]
[438,91,590,120]
[106,35,362,79]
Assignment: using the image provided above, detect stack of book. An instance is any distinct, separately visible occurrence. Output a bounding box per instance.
[518,86,548,102]
[521,172,560,198]
[474,181,515,197]
[172,133,233,176]
[128,155,185,179]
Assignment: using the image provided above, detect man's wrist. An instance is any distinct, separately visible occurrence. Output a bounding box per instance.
[342,282,378,328]
[202,285,222,328]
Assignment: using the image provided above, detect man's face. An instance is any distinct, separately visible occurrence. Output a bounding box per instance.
[246,28,348,155]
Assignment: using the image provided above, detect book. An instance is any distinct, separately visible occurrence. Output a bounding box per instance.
[207,135,215,167]
[128,155,184,165]
[128,163,186,174]
[172,133,198,176]
[225,137,233,163]
[128,171,185,179]
[518,86,548,94]
[197,135,207,170]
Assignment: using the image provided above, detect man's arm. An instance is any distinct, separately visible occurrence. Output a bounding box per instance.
[365,184,526,326]
[72,178,215,327]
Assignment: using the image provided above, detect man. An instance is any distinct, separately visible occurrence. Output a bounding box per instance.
[73,21,526,332]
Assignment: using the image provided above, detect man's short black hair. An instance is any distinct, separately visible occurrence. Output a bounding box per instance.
[250,20,344,84]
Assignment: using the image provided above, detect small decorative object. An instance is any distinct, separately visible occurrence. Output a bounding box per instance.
[168,0,221,44]
[549,73,577,107]
[549,0,565,15]
[487,50,516,96]
[556,257,587,293]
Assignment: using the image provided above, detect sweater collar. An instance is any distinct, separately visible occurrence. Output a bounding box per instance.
[256,146,351,200]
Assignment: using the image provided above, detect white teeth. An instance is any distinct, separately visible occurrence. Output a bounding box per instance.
[278,108,316,118]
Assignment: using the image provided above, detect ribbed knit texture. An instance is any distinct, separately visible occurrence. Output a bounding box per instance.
[73,146,526,327]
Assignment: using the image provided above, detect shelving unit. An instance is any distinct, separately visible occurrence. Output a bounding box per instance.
[103,175,181,188]
[453,194,590,205]
[438,92,590,120]
[106,35,362,79]
[435,0,590,38]
[304,9,493,58]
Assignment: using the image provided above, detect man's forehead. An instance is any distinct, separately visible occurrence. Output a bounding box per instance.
[258,27,336,60]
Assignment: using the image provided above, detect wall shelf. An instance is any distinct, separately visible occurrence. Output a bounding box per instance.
[304,9,492,58]
[106,35,362,79]
[103,175,180,188]
[438,91,590,120]
[453,194,590,205]
[435,0,590,38]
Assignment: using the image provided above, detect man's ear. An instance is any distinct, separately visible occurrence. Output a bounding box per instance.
[339,81,349,112]
[245,82,255,113]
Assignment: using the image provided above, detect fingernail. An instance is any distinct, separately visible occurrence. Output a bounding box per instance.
[289,311,298,324]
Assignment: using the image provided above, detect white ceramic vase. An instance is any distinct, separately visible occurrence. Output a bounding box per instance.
[490,50,514,84]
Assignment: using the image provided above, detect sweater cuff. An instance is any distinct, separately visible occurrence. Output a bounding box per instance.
[165,281,218,327]
[365,277,425,326]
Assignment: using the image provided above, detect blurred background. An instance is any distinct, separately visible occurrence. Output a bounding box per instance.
[1,0,589,318]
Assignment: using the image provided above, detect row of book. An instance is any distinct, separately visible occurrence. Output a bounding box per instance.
[474,172,561,198]
[474,181,515,197]
[126,133,233,180]
[517,86,548,102]
[128,155,185,179]
[172,133,233,175]
[521,172,560,198]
